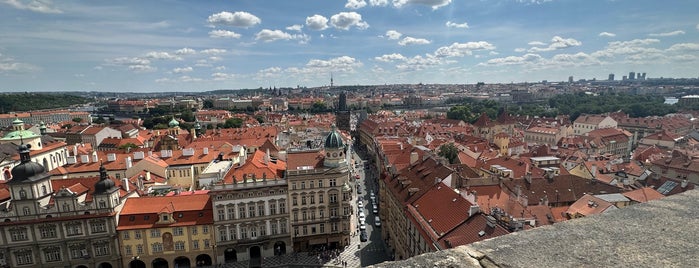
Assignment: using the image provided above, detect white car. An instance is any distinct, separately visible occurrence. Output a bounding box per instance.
[372,204,378,214]
[358,200,363,207]
[359,212,366,222]
[360,222,367,230]
[374,216,381,227]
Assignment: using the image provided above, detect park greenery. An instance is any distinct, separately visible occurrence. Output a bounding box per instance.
[0,93,90,112]
[438,143,459,164]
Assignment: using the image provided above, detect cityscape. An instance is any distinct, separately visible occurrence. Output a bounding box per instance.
[1,1,699,268]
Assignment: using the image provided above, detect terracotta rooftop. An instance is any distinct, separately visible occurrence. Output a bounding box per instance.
[117,194,212,230]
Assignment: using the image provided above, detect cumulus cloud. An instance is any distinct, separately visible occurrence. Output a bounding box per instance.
[648,30,685,37]
[528,36,581,52]
[345,0,367,9]
[255,67,284,80]
[374,53,407,62]
[398,36,431,46]
[396,55,445,71]
[105,57,156,73]
[306,14,329,30]
[211,72,238,81]
[255,29,294,42]
[0,53,38,73]
[286,24,303,32]
[144,51,181,60]
[599,32,616,37]
[370,0,389,6]
[385,30,402,40]
[666,43,699,52]
[330,12,369,30]
[2,0,62,14]
[446,21,469,28]
[200,48,227,55]
[514,48,526,53]
[172,67,193,74]
[697,24,699,30]
[157,75,202,83]
[480,53,543,66]
[433,41,496,57]
[528,41,546,46]
[207,11,261,28]
[302,56,363,73]
[209,29,241,38]
[392,0,452,10]
[175,48,196,55]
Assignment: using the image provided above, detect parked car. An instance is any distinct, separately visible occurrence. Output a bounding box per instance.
[360,230,368,242]
[372,204,378,214]
[360,222,366,230]
[374,216,381,227]
[359,212,366,222]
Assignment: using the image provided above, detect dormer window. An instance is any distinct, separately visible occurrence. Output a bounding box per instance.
[19,189,27,199]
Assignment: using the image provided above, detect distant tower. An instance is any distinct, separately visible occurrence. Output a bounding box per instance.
[608,74,615,81]
[641,73,647,80]
[330,73,334,88]
[568,76,574,83]
[629,72,636,80]
[338,92,347,111]
[336,91,351,132]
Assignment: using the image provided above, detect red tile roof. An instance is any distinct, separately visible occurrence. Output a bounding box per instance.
[622,187,665,203]
[117,194,212,230]
[286,150,324,170]
[565,194,616,217]
[411,182,474,236]
[438,213,510,248]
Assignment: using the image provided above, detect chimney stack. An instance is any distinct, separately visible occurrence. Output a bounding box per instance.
[122,177,130,192]
[410,151,419,165]
[681,179,689,188]
[591,164,597,177]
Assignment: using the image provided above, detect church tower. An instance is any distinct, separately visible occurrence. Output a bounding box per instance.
[7,144,53,219]
[93,163,121,212]
[323,124,347,168]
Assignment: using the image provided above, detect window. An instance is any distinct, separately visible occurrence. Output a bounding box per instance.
[70,246,87,259]
[302,211,307,221]
[279,201,286,214]
[44,247,61,262]
[292,182,297,190]
[241,227,247,239]
[271,222,278,235]
[161,215,169,221]
[99,200,106,208]
[310,180,314,189]
[15,250,33,265]
[134,230,142,239]
[311,226,316,234]
[258,204,265,217]
[301,196,307,205]
[191,226,198,235]
[301,182,306,189]
[175,241,185,251]
[192,240,199,250]
[310,195,315,204]
[125,245,132,255]
[19,189,27,199]
[66,223,83,236]
[343,192,349,201]
[294,227,299,236]
[202,226,209,234]
[219,229,228,241]
[330,179,337,187]
[269,202,277,215]
[293,211,298,222]
[41,185,47,195]
[91,221,107,233]
[136,245,144,255]
[150,229,161,238]
[332,222,338,232]
[330,208,338,217]
[218,209,225,221]
[343,206,350,216]
[204,239,210,249]
[123,231,130,240]
[23,206,30,216]
[39,225,57,239]
[94,243,109,256]
[330,193,338,203]
[302,226,308,235]
[319,195,324,203]
[173,227,184,236]
[250,226,257,238]
[239,206,246,219]
[152,243,163,253]
[319,209,325,218]
[318,180,324,188]
[62,203,70,212]
[227,207,235,220]
[292,196,298,206]
[248,204,255,217]
[320,223,325,233]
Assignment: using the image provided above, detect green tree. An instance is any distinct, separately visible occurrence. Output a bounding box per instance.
[72,117,83,123]
[223,118,244,128]
[118,143,139,150]
[93,116,106,124]
[256,116,265,124]
[203,99,214,109]
[438,143,459,164]
[446,105,474,123]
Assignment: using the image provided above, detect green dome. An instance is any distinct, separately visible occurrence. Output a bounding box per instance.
[2,130,39,140]
[324,125,344,149]
[168,118,180,128]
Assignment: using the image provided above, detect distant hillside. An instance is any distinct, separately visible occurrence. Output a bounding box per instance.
[0,93,90,113]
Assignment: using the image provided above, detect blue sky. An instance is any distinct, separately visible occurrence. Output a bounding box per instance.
[1,0,698,92]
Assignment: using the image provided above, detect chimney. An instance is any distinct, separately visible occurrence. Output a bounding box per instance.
[137,175,144,191]
[122,177,130,192]
[524,172,532,184]
[125,156,132,169]
[146,171,151,181]
[92,152,98,163]
[591,164,597,177]
[468,205,480,217]
[73,144,78,157]
[265,148,271,164]
[681,179,689,188]
[217,152,224,161]
[410,152,419,165]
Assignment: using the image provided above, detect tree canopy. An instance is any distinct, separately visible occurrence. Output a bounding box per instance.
[438,143,459,164]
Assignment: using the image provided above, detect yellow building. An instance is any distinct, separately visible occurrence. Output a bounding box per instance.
[117,193,214,268]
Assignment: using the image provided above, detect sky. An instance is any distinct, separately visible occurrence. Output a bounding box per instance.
[0,0,698,92]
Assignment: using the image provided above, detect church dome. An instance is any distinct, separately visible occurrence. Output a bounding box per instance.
[168,118,180,128]
[10,144,46,182]
[94,164,116,194]
[324,124,344,149]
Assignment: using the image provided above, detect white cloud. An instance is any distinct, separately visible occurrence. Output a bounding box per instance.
[445,21,469,29]
[306,15,329,31]
[286,24,303,32]
[528,36,581,52]
[433,41,496,57]
[398,36,431,46]
[305,56,363,72]
[392,0,452,10]
[255,67,283,80]
[370,0,389,6]
[144,51,181,60]
[214,66,226,71]
[385,30,402,40]
[2,0,62,14]
[697,24,699,30]
[0,53,38,73]
[255,29,293,42]
[648,30,685,37]
[209,56,223,62]
[175,48,196,55]
[173,67,193,74]
[128,64,156,73]
[516,0,553,4]
[346,0,367,9]
[211,72,238,81]
[599,32,616,37]
[207,11,261,28]
[480,53,543,66]
[157,75,202,83]
[375,53,407,62]
[330,12,369,30]
[200,48,227,55]
[514,48,526,53]
[106,57,150,66]
[396,55,446,71]
[528,41,546,46]
[209,29,241,38]
[666,43,699,52]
